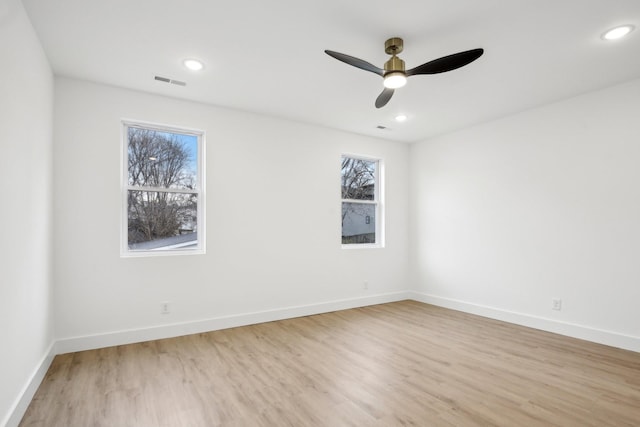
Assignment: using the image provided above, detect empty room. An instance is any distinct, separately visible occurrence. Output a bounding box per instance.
[1,0,640,426]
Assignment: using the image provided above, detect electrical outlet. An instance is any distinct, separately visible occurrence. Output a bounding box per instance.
[552,298,562,311]
[161,302,170,314]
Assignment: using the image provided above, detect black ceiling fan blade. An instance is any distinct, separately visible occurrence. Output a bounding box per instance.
[406,48,484,76]
[325,50,384,77]
[375,87,394,108]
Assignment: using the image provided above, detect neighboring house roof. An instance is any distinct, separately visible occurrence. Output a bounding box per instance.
[129,232,197,251]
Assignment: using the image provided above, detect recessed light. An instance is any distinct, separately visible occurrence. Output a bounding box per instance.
[601,25,635,41]
[395,114,408,122]
[183,59,204,71]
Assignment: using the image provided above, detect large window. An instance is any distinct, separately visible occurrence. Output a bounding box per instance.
[341,155,382,246]
[122,121,204,256]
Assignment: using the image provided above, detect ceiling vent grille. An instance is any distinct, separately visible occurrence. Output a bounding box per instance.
[154,76,186,86]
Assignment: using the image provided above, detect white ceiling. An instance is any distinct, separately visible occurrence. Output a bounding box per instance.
[22,0,640,143]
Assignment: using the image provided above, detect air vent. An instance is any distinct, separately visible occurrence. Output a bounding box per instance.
[154,76,187,86]
[376,125,387,130]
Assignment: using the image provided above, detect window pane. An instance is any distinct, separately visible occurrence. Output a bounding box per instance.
[128,190,197,250]
[341,157,376,200]
[342,202,376,244]
[128,127,198,190]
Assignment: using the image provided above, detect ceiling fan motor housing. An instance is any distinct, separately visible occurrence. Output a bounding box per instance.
[384,37,405,74]
[384,55,405,74]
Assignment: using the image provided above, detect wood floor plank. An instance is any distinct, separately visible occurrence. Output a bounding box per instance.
[19,301,640,426]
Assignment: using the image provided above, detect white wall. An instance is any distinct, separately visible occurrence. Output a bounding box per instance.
[0,0,54,426]
[410,78,640,351]
[53,78,410,350]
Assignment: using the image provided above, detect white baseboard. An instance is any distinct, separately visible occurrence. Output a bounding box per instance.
[3,342,56,427]
[409,291,640,353]
[56,291,411,354]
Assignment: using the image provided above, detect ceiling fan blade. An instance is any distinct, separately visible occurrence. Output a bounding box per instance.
[407,48,484,76]
[375,87,394,108]
[325,50,384,77]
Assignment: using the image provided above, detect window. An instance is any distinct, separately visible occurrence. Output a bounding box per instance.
[341,155,382,246]
[122,121,204,256]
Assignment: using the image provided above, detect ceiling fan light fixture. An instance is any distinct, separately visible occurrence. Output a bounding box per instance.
[601,25,635,40]
[384,72,407,89]
[325,37,483,108]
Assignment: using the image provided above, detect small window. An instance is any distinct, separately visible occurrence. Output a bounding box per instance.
[122,121,205,256]
[341,155,382,246]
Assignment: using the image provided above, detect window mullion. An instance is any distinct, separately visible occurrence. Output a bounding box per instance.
[126,185,198,195]
[341,198,377,205]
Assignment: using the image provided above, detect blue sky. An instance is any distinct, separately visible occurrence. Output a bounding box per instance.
[154,130,198,173]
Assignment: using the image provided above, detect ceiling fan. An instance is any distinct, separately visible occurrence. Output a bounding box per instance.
[325,37,484,108]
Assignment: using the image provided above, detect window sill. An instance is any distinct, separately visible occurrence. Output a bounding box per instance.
[121,248,205,258]
[341,244,384,250]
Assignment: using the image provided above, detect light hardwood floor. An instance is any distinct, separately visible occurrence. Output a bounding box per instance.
[20,301,640,426]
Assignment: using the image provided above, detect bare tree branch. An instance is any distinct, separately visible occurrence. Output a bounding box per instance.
[127,128,196,244]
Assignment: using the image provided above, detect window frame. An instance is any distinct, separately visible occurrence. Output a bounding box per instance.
[340,154,384,249]
[121,120,206,257]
